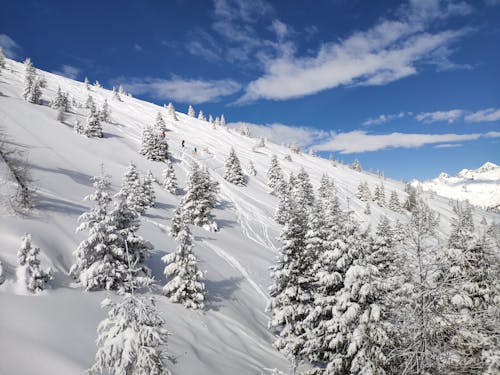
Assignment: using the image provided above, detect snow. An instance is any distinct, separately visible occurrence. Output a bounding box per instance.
[413,162,500,211]
[0,57,499,374]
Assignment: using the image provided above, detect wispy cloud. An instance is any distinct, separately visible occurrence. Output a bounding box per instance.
[117,76,241,104]
[228,121,327,148]
[434,143,463,148]
[238,0,472,102]
[363,112,407,126]
[134,43,143,52]
[52,64,81,80]
[313,131,485,154]
[464,108,500,122]
[0,34,21,58]
[415,109,464,123]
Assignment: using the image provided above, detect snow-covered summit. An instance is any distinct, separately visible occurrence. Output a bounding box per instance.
[413,162,500,211]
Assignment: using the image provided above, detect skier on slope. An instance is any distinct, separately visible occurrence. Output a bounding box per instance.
[161,128,166,139]
[182,140,185,148]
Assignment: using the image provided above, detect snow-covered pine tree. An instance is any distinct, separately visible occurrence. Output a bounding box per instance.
[268,197,313,366]
[99,99,111,123]
[433,201,500,374]
[274,177,291,225]
[74,120,84,134]
[121,163,149,215]
[403,183,418,212]
[17,234,53,293]
[85,94,96,111]
[94,80,102,88]
[154,112,166,132]
[113,87,122,102]
[350,159,362,172]
[142,170,156,208]
[139,126,155,157]
[84,76,90,90]
[51,86,66,109]
[258,137,266,148]
[364,202,371,215]
[162,217,205,309]
[220,114,226,127]
[180,163,219,230]
[167,102,177,121]
[317,174,335,202]
[0,48,5,69]
[187,105,195,117]
[208,114,214,124]
[239,124,250,136]
[22,58,36,100]
[391,198,442,374]
[246,160,257,176]
[197,110,205,121]
[388,191,401,212]
[162,159,178,195]
[356,181,369,201]
[89,294,171,375]
[373,182,386,207]
[169,206,184,239]
[267,155,283,195]
[215,116,220,126]
[223,147,245,186]
[84,107,103,138]
[293,167,314,208]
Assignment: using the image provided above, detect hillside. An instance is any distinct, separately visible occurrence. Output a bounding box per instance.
[413,162,500,212]
[0,58,498,375]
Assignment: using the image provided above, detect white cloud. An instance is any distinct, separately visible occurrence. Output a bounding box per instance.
[464,108,500,122]
[118,76,241,104]
[52,64,81,80]
[228,121,327,148]
[485,131,500,138]
[270,19,289,40]
[0,34,21,58]
[238,0,471,102]
[134,43,143,52]
[313,130,482,153]
[363,112,406,126]
[434,143,463,148]
[415,109,464,123]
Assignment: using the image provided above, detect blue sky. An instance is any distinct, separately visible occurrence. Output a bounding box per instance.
[1,0,499,180]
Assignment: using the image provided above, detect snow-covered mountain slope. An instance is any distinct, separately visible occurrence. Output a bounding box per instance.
[0,58,498,375]
[412,162,500,212]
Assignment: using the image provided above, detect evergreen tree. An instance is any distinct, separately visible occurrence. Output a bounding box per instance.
[85,95,96,112]
[239,124,250,136]
[121,163,149,215]
[84,108,103,138]
[169,206,184,239]
[154,112,166,132]
[180,163,219,230]
[267,155,283,195]
[142,171,156,208]
[113,87,122,102]
[404,183,418,212]
[388,191,401,212]
[220,114,226,126]
[140,126,169,161]
[84,76,90,90]
[373,182,386,207]
[356,181,371,202]
[167,102,177,121]
[23,58,43,105]
[215,116,220,126]
[0,48,5,69]
[188,105,195,117]
[74,120,84,135]
[18,234,53,293]
[89,293,171,375]
[223,147,245,186]
[94,80,102,88]
[274,178,291,225]
[162,159,178,195]
[197,110,206,121]
[162,218,205,309]
[99,99,111,123]
[246,160,257,176]
[293,167,314,208]
[51,86,66,110]
[208,114,214,124]
[364,202,371,215]
[350,159,362,172]
[318,174,334,202]
[268,198,312,367]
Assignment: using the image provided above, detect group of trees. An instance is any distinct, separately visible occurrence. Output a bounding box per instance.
[357,180,404,213]
[187,104,226,127]
[267,165,499,374]
[140,113,170,161]
[23,58,46,104]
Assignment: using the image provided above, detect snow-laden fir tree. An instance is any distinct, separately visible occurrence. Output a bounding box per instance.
[433,201,500,374]
[121,163,149,215]
[350,159,362,172]
[391,198,442,374]
[180,163,219,230]
[356,181,371,202]
[23,58,43,104]
[99,99,111,123]
[0,48,5,69]
[142,171,156,208]
[84,76,90,90]
[274,177,291,225]
[74,120,83,134]
[94,80,102,88]
[89,293,171,375]
[373,182,386,207]
[239,124,250,136]
[388,191,401,212]
[404,183,418,212]
[113,87,122,102]
[214,116,220,126]
[220,114,226,126]
[187,105,195,117]
[317,174,335,202]
[154,112,166,132]
[167,102,177,121]
[268,197,313,367]
[84,107,103,138]
[162,216,205,309]
[257,137,266,148]
[197,110,205,121]
[208,114,214,124]
[85,94,96,111]
[267,155,283,195]
[293,167,314,208]
[17,234,53,293]
[51,86,68,110]
[246,160,257,176]
[162,159,178,195]
[140,126,169,162]
[224,147,245,186]
[364,202,371,215]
